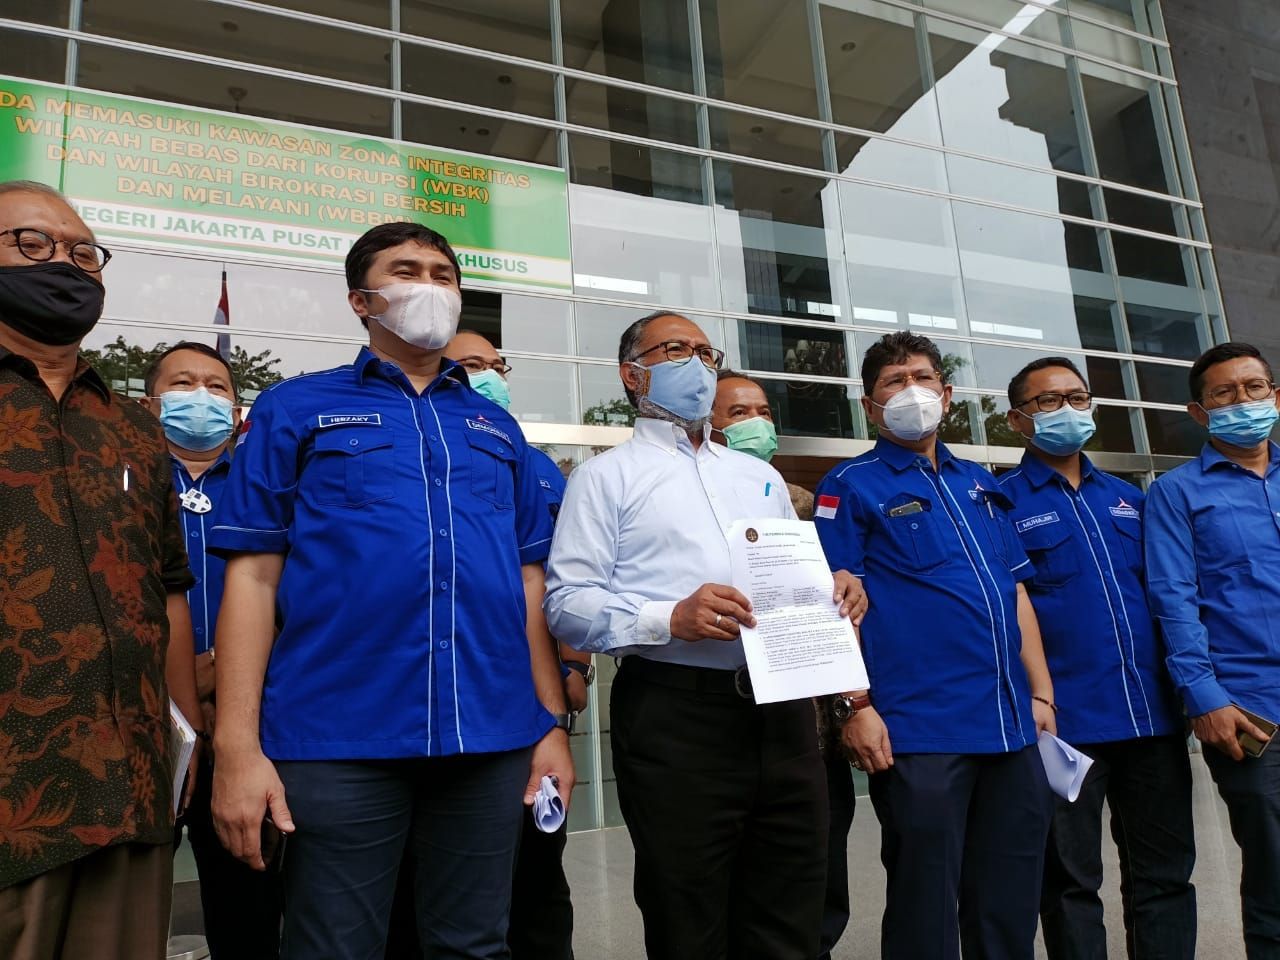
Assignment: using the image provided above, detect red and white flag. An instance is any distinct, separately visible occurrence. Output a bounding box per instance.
[213,269,231,360]
[815,494,840,520]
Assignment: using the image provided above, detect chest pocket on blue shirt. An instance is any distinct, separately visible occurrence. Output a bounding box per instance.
[881,503,946,573]
[1018,522,1079,587]
[466,431,516,509]
[311,429,396,508]
[1109,516,1143,572]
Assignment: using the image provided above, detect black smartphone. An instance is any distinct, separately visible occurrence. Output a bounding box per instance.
[261,815,287,873]
[1237,705,1278,759]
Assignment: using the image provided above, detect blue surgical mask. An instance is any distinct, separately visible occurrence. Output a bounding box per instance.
[634,357,717,426]
[1205,398,1279,448]
[159,387,235,452]
[1029,406,1096,456]
[469,368,511,410]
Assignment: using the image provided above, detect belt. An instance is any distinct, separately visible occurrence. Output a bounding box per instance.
[621,656,754,701]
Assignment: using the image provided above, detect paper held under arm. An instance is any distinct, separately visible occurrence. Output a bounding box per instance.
[1037,731,1094,802]
[726,518,869,704]
[168,698,198,815]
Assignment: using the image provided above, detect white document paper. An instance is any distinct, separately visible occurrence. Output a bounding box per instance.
[727,518,869,704]
[532,776,565,833]
[1037,731,1094,802]
[168,698,198,814]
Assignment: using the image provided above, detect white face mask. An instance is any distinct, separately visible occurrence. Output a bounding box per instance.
[360,283,461,351]
[876,384,945,441]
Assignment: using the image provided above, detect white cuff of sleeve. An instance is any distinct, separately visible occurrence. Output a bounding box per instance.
[636,600,678,645]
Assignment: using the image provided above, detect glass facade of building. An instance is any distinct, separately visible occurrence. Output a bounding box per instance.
[2,0,1225,829]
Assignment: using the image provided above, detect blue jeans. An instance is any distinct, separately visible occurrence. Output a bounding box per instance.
[1039,734,1196,960]
[276,749,532,960]
[1205,744,1280,959]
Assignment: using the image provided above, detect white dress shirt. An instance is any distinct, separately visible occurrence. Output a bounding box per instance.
[544,417,797,669]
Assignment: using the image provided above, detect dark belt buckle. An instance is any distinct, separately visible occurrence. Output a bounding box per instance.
[733,666,754,701]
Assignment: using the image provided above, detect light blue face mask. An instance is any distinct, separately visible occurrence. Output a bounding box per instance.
[469,368,511,411]
[1205,398,1280,448]
[633,357,717,426]
[159,387,235,452]
[1029,406,1096,456]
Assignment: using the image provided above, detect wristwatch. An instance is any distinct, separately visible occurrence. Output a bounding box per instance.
[564,660,595,686]
[830,693,872,725]
[553,712,576,734]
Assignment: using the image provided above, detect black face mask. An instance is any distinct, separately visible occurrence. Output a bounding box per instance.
[0,261,105,346]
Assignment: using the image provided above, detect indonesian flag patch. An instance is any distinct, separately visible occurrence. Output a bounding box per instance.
[815,494,840,520]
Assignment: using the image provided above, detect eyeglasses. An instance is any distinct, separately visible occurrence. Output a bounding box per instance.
[1203,378,1275,408]
[0,228,112,273]
[1017,391,1093,413]
[875,370,942,394]
[455,356,512,376]
[631,340,725,370]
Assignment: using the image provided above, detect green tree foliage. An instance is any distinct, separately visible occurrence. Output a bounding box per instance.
[582,397,637,428]
[79,335,284,398]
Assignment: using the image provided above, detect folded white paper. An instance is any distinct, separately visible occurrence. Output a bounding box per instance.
[1037,731,1094,803]
[532,775,565,833]
[169,698,198,814]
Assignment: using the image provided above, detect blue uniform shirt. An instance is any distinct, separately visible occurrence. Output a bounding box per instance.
[208,348,556,760]
[1144,441,1280,723]
[815,437,1037,754]
[530,447,566,521]
[999,453,1182,744]
[171,451,231,655]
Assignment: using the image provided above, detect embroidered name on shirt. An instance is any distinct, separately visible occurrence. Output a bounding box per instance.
[1016,511,1060,533]
[466,418,512,445]
[1109,498,1139,519]
[317,414,382,428]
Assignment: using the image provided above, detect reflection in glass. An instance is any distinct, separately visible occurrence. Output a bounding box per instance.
[82,0,392,88]
[566,76,699,146]
[737,322,852,382]
[715,162,847,321]
[560,0,695,93]
[1081,66,1177,193]
[761,378,861,439]
[709,110,827,171]
[1144,409,1201,457]
[506,359,579,425]
[401,0,553,62]
[77,44,393,136]
[1125,305,1206,361]
[402,49,555,120]
[1111,230,1191,287]
[925,0,1069,48]
[700,0,821,117]
[0,29,65,83]
[401,104,558,165]
[579,363,635,428]
[928,19,1087,176]
[568,135,718,309]
[453,289,573,357]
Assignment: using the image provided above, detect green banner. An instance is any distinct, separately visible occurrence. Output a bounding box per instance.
[0,75,572,290]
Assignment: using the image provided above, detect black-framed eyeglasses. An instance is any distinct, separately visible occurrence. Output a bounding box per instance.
[631,340,725,370]
[1203,378,1275,408]
[456,356,513,376]
[1018,391,1093,413]
[0,227,112,273]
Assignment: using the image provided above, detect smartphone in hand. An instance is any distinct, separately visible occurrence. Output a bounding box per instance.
[1237,705,1278,759]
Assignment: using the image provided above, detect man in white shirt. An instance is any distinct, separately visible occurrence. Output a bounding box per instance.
[545,311,866,960]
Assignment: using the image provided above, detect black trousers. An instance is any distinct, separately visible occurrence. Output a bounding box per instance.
[868,748,1053,960]
[818,752,857,960]
[1039,734,1196,960]
[1205,743,1280,959]
[610,658,828,960]
[176,754,283,960]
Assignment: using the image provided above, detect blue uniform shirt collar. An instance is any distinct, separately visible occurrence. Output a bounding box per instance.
[170,446,233,483]
[1018,450,1096,489]
[1198,440,1280,474]
[874,434,953,473]
[352,345,469,388]
[633,417,720,457]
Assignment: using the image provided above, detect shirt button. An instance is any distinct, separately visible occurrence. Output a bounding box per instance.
[911,522,919,530]
[440,581,448,591]
[430,435,439,442]
[194,627,203,635]
[434,478,443,486]
[439,640,449,649]
[190,531,199,539]
[439,528,448,537]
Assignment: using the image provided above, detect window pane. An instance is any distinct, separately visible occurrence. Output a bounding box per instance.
[1081,63,1178,192]
[1069,0,1143,34]
[1112,231,1193,287]
[715,162,848,320]
[0,28,66,82]
[401,104,557,164]
[1124,304,1207,361]
[820,0,943,145]
[402,49,555,120]
[842,185,966,336]
[568,134,718,309]
[580,363,634,426]
[945,156,1094,219]
[734,321,853,378]
[271,0,390,28]
[1132,358,1191,410]
[4,1,69,26]
[709,109,827,171]
[576,303,722,362]
[701,0,821,117]
[507,359,578,425]
[837,136,948,192]
[401,0,552,62]
[82,0,392,88]
[925,0,1069,48]
[77,44,393,137]
[1068,17,1153,70]
[929,20,1088,176]
[765,379,862,439]
[453,289,572,356]
[1103,188,1182,235]
[1143,409,1201,456]
[565,76,700,146]
[561,0,695,93]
